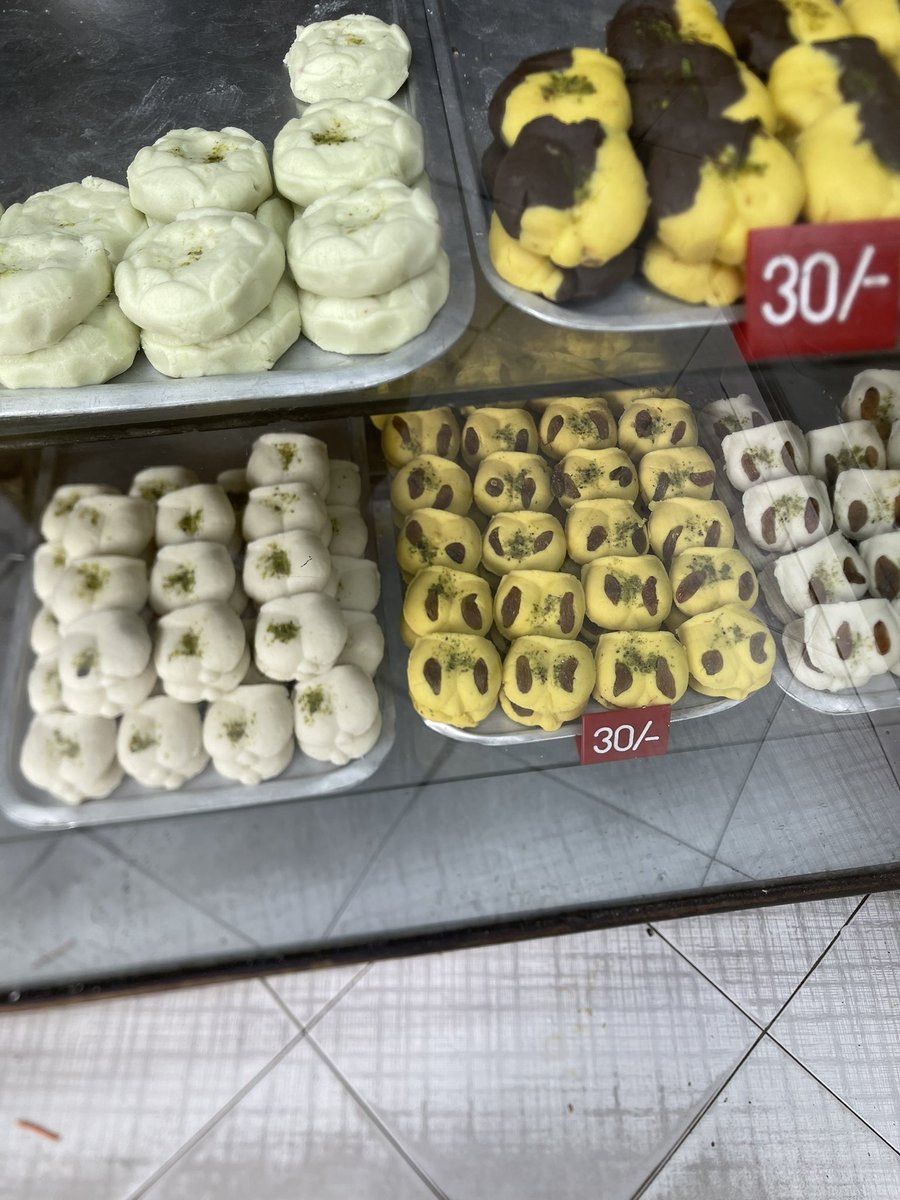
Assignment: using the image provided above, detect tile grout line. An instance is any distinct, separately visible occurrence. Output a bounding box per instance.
[260,962,374,1035]
[645,925,766,1031]
[0,838,59,903]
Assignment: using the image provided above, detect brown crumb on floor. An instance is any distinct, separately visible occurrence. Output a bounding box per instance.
[16,1119,60,1141]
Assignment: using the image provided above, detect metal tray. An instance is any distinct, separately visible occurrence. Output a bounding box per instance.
[0,0,474,436]
[0,418,396,830]
[423,0,739,333]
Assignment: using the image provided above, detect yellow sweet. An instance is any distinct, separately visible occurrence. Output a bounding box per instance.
[481,511,567,574]
[473,451,553,515]
[677,603,775,699]
[499,635,595,731]
[390,454,472,519]
[461,406,538,466]
[618,398,698,460]
[403,567,493,640]
[647,498,735,567]
[493,569,585,640]
[396,508,482,581]
[642,239,745,306]
[380,408,460,469]
[670,547,759,615]
[583,554,672,630]
[407,633,501,727]
[594,630,689,707]
[565,498,648,563]
[538,396,616,458]
[551,447,639,508]
[638,447,716,506]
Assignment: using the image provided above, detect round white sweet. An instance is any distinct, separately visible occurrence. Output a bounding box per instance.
[203,683,295,785]
[327,506,368,557]
[141,276,300,379]
[288,180,441,299]
[117,696,209,790]
[228,576,249,615]
[773,531,867,615]
[129,465,199,503]
[834,469,900,541]
[21,711,122,805]
[0,296,139,389]
[27,650,63,714]
[293,664,381,766]
[114,211,284,341]
[155,483,236,547]
[0,232,111,355]
[699,394,771,445]
[806,421,885,480]
[33,542,68,605]
[50,555,149,625]
[154,600,249,703]
[336,610,384,677]
[742,475,833,554]
[331,555,380,612]
[722,421,810,492]
[126,127,273,223]
[255,195,295,248]
[888,422,900,471]
[242,531,332,604]
[245,432,330,493]
[40,483,118,542]
[0,178,147,265]
[218,467,248,506]
[254,592,348,681]
[58,608,155,718]
[272,99,423,208]
[327,459,361,507]
[300,250,449,354]
[782,619,849,692]
[62,494,155,559]
[242,481,330,543]
[804,599,900,686]
[842,370,900,426]
[283,14,411,103]
[30,606,61,655]
[150,541,236,614]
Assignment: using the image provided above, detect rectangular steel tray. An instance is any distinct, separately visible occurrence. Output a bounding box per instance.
[0,418,396,830]
[0,0,474,436]
[423,0,739,333]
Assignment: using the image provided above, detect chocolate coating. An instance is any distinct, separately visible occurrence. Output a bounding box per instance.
[724,0,795,76]
[827,37,900,171]
[644,113,761,221]
[628,43,749,140]
[607,0,685,76]
[487,48,576,142]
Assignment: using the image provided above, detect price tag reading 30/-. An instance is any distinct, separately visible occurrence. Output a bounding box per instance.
[575,705,671,765]
[743,220,900,359]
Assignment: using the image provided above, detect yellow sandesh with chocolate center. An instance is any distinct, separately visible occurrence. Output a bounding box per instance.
[403,567,493,643]
[843,0,900,69]
[407,632,501,727]
[473,451,553,516]
[539,396,616,458]
[390,454,472,519]
[583,553,673,630]
[380,407,460,469]
[638,447,716,506]
[594,630,689,708]
[648,498,734,567]
[494,569,585,640]
[551,448,639,508]
[677,602,774,699]
[670,547,758,615]
[607,0,736,76]
[642,238,745,306]
[482,511,567,574]
[461,406,538,466]
[566,498,649,563]
[396,509,482,581]
[499,635,595,731]
[618,398,698,460]
[724,0,851,78]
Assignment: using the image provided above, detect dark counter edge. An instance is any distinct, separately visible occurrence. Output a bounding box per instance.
[3,861,896,1011]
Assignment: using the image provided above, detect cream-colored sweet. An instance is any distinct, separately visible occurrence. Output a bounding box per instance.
[141,276,300,378]
[50,555,149,624]
[27,650,62,714]
[283,14,411,102]
[272,99,424,208]
[0,232,111,355]
[126,127,273,223]
[155,483,236,547]
[331,554,380,612]
[460,407,539,466]
[203,683,295,785]
[773,531,868,613]
[129,465,198,503]
[293,663,382,765]
[742,475,832,552]
[245,432,330,494]
[381,408,460,468]
[33,542,68,605]
[833,469,900,540]
[327,506,368,556]
[154,600,249,703]
[255,196,295,249]
[62,494,155,559]
[114,211,284,342]
[618,398,697,460]
[722,420,808,491]
[841,369,900,438]
[327,459,362,506]
[300,250,449,354]
[21,711,122,804]
[254,592,348,680]
[699,394,771,444]
[807,420,885,484]
[860,531,900,600]
[0,177,146,266]
[149,541,237,614]
[40,483,118,542]
[782,619,849,692]
[0,295,139,389]
[242,531,333,604]
[335,610,384,677]
[117,696,209,789]
[29,605,60,655]
[803,598,900,686]
[242,481,330,543]
[217,467,249,512]
[390,453,472,518]
[58,608,156,717]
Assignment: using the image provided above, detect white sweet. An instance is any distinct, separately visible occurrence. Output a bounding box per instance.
[27,651,62,714]
[327,459,361,506]
[141,276,300,378]
[126,127,273,223]
[807,421,885,482]
[242,481,330,543]
[700,394,771,444]
[331,554,380,612]
[58,608,155,718]
[833,469,900,540]
[300,250,449,354]
[283,14,411,103]
[0,232,111,355]
[154,600,249,703]
[217,467,248,508]
[50,555,149,624]
[114,211,284,342]
[804,599,900,686]
[242,530,332,604]
[254,195,295,248]
[888,422,900,471]
[0,296,140,389]
[742,475,832,553]
[149,541,236,613]
[254,592,348,681]
[40,483,118,542]
[773,531,868,615]
[117,696,209,790]
[30,606,60,655]
[293,664,381,765]
[336,610,384,677]
[0,178,147,265]
[842,370,900,427]
[228,575,248,616]
[33,542,68,604]
[203,683,295,785]
[129,465,198,503]
[155,483,236,547]
[783,619,850,692]
[327,506,368,556]
[62,494,155,559]
[288,181,441,299]
[860,531,900,599]
[245,432,330,493]
[722,421,809,491]
[20,711,122,804]
[272,99,423,208]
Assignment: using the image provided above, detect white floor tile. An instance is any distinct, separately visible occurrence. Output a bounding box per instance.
[639,1037,900,1199]
[654,895,861,1025]
[307,926,759,1200]
[0,979,296,1200]
[770,891,900,1150]
[264,964,369,1028]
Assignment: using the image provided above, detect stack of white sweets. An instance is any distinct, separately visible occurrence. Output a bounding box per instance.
[21,431,384,806]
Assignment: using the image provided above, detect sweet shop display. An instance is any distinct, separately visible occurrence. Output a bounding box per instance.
[282,14,412,103]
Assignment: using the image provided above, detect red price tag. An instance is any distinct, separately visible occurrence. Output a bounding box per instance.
[742,219,900,360]
[575,705,671,765]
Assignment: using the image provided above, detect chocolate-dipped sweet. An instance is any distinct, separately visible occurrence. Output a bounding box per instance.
[607,0,736,77]
[723,0,851,78]
[768,36,899,134]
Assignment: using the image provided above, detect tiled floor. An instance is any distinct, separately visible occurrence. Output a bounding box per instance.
[3,891,900,1199]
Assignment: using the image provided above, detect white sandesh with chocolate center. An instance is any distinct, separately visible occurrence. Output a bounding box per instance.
[699,394,771,446]
[742,474,832,553]
[50,555,149,625]
[493,570,585,641]
[722,421,809,492]
[283,15,411,103]
[783,618,851,692]
[582,554,672,631]
[203,684,295,786]
[254,593,348,682]
[499,635,594,732]
[806,420,885,485]
[154,600,250,703]
[618,399,697,460]
[155,483,236,547]
[0,177,146,266]
[461,407,539,467]
[62,494,155,559]
[773,531,868,615]
[294,664,382,765]
[41,483,117,542]
[242,531,333,605]
[21,711,122,805]
[117,696,209,790]
[803,599,900,687]
[149,542,236,614]
[242,481,331,544]
[670,547,758,617]
[594,630,689,709]
[245,433,330,494]
[833,469,900,541]
[860,531,900,601]
[842,370,900,439]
